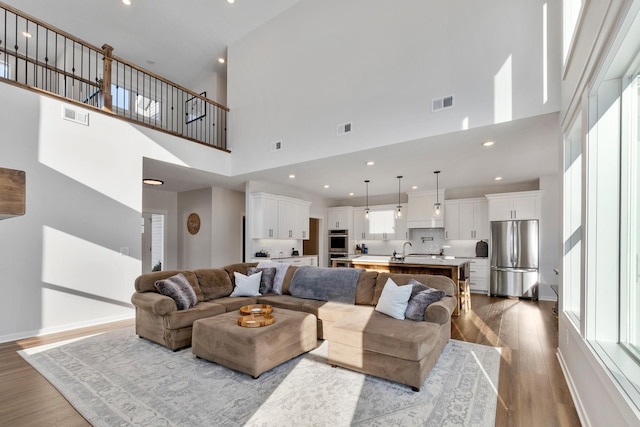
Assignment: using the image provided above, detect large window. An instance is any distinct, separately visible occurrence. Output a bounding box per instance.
[620,73,640,357]
[563,116,582,324]
[583,7,640,407]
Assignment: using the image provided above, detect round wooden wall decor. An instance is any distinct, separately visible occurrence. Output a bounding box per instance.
[187,213,200,235]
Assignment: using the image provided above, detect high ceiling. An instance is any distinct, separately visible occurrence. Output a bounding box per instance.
[5,1,561,200]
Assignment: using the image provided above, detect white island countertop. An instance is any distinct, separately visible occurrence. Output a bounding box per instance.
[351,255,470,267]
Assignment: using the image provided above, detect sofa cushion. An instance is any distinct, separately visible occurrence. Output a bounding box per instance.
[329,310,442,361]
[280,266,298,295]
[163,301,226,330]
[247,267,277,294]
[154,273,198,310]
[209,296,259,312]
[223,262,259,286]
[302,300,374,323]
[373,273,455,305]
[355,271,378,306]
[257,294,307,311]
[135,270,201,299]
[194,268,233,301]
[256,262,291,294]
[230,272,262,297]
[374,278,412,320]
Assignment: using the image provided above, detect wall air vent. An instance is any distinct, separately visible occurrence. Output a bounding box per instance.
[337,122,352,136]
[62,106,89,126]
[270,140,283,152]
[432,95,454,112]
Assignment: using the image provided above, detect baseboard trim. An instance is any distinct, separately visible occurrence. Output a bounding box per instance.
[0,313,134,344]
[556,349,590,427]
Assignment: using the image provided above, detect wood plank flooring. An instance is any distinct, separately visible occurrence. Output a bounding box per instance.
[0,297,580,426]
[452,294,581,427]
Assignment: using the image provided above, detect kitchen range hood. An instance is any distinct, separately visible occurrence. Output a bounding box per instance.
[406,189,445,229]
[407,220,444,229]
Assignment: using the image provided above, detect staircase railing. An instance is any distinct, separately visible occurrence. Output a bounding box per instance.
[0,2,228,151]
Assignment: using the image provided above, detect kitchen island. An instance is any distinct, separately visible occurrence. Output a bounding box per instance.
[348,255,471,315]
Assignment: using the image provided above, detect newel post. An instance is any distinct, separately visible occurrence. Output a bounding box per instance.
[101,44,114,112]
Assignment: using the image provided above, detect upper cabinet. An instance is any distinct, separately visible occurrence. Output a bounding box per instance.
[327,206,354,230]
[445,198,489,240]
[251,192,311,240]
[352,204,408,240]
[407,190,445,228]
[486,191,542,221]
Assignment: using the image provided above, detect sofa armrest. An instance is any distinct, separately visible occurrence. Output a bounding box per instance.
[424,296,456,325]
[131,292,177,316]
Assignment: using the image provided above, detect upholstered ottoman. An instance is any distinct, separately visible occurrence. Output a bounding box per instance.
[192,308,317,378]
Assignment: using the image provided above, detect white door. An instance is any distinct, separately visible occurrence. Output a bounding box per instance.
[142,212,165,273]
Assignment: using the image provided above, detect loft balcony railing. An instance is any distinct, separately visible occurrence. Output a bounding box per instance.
[0,3,228,151]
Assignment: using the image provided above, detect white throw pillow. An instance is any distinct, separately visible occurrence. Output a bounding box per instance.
[230,271,262,297]
[375,278,412,320]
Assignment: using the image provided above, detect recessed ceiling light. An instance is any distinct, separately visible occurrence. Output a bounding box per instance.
[494,176,503,181]
[323,185,330,189]
[482,141,495,147]
[349,192,355,196]
[22,32,32,38]
[218,57,226,64]
[412,185,418,190]
[366,161,375,166]
[122,0,132,5]
[227,0,235,3]
[143,178,164,186]
[288,174,295,179]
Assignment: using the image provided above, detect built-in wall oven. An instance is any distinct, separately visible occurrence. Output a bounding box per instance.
[328,229,349,267]
[328,229,349,253]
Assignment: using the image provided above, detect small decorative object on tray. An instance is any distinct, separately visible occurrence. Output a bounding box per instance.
[239,304,273,316]
[237,314,275,328]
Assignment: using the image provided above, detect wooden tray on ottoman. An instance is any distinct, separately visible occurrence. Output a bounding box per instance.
[239,304,273,316]
[237,314,275,328]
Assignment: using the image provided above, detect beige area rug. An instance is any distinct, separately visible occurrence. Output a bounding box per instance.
[19,326,500,426]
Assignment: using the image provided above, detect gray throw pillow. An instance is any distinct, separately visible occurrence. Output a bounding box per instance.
[247,267,277,294]
[404,281,446,321]
[154,273,198,310]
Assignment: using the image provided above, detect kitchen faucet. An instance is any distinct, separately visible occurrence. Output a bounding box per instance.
[402,241,412,257]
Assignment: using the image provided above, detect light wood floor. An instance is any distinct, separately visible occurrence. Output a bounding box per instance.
[0,297,580,426]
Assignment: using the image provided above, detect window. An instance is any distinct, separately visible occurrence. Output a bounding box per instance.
[112,85,129,111]
[0,61,9,79]
[368,210,396,236]
[563,116,582,324]
[135,93,160,119]
[620,73,640,358]
[110,84,161,121]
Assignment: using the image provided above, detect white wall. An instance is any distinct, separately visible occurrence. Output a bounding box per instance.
[539,174,562,301]
[178,188,213,269]
[210,186,244,267]
[0,82,232,342]
[228,0,562,175]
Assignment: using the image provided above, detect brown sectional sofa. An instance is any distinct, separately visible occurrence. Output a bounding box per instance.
[131,262,457,390]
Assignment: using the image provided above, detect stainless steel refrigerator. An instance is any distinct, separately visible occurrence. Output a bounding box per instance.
[490,220,539,299]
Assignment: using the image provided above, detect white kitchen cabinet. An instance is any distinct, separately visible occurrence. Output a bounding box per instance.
[278,198,311,239]
[445,198,489,240]
[327,207,354,230]
[407,190,445,228]
[250,193,279,238]
[486,191,542,220]
[251,192,311,240]
[395,205,409,240]
[353,210,373,240]
[467,258,489,293]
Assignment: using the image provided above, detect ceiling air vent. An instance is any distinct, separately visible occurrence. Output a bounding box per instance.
[62,106,89,126]
[270,140,283,152]
[432,95,454,112]
[337,122,352,136]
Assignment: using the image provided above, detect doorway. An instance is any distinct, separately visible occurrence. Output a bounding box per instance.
[142,212,166,273]
[303,218,320,256]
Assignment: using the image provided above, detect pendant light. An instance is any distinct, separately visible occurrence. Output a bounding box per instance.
[396,176,403,218]
[433,171,441,216]
[364,180,370,219]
